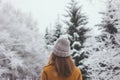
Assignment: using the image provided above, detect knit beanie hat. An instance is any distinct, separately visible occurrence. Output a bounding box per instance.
[53,37,70,57]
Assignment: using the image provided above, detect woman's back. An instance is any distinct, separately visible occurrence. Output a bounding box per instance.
[42,64,82,80]
[41,37,82,80]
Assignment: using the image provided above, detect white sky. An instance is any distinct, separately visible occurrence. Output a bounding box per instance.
[2,0,106,34]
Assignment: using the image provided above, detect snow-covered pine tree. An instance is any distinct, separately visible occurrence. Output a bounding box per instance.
[97,0,120,49]
[83,0,120,79]
[45,16,62,49]
[63,0,90,79]
[45,27,52,45]
[52,16,62,42]
[64,0,88,60]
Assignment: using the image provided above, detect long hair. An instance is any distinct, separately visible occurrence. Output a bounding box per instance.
[48,53,75,77]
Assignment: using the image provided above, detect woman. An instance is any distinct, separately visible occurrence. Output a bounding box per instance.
[41,37,82,80]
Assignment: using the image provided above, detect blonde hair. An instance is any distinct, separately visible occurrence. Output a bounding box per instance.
[48,53,75,77]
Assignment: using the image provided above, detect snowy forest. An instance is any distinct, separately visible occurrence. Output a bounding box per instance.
[0,0,120,80]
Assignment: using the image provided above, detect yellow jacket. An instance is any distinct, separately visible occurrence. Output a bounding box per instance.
[41,65,82,80]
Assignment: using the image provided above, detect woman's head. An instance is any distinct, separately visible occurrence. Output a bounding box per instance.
[48,38,75,77]
[53,37,70,57]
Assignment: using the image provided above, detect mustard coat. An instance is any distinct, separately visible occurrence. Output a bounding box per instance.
[41,65,82,80]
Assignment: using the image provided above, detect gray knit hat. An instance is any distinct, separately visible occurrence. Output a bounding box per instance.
[53,37,70,57]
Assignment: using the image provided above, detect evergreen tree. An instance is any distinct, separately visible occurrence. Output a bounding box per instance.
[64,0,88,51]
[64,0,90,79]
[45,16,62,49]
[97,0,120,49]
[53,16,62,41]
[64,0,89,65]
[45,27,51,45]
[87,0,120,79]
[44,26,54,50]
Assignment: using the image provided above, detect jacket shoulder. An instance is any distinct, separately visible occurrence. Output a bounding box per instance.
[74,67,82,75]
[43,64,55,72]
[72,67,82,80]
